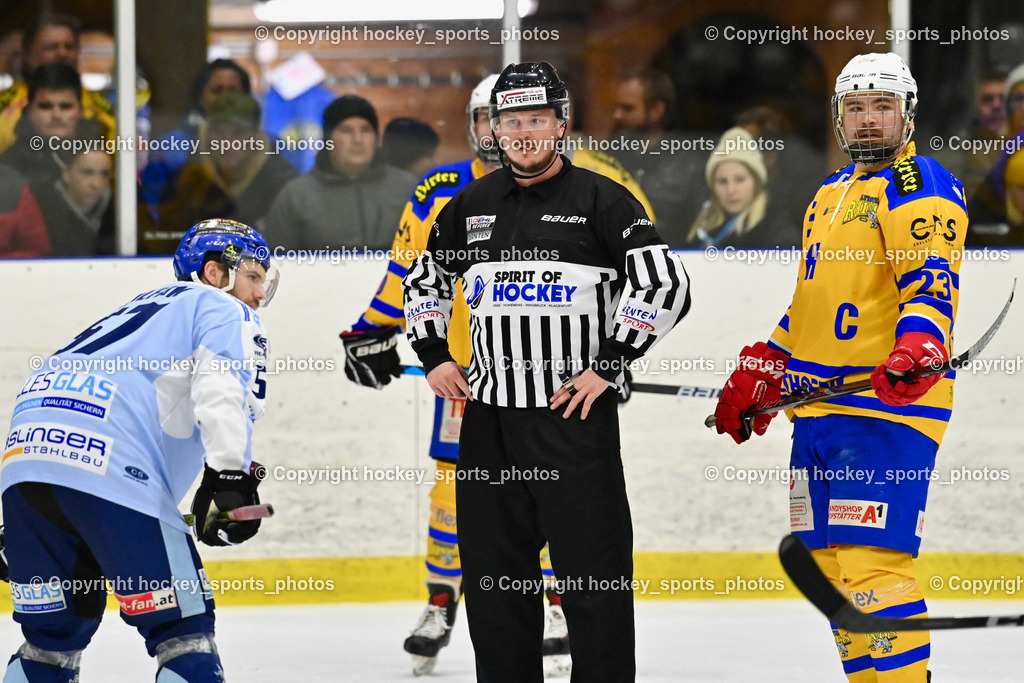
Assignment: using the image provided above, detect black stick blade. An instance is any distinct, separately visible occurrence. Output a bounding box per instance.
[779,534,849,622]
[779,534,1022,632]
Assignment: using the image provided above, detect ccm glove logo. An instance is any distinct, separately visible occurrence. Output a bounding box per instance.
[738,357,786,380]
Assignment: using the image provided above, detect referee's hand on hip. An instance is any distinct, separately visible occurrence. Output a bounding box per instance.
[550,368,614,420]
[426,361,474,400]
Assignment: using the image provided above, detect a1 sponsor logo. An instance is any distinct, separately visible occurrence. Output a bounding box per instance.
[828,499,887,528]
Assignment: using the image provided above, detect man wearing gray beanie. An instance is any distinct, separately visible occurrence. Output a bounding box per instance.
[262,94,417,251]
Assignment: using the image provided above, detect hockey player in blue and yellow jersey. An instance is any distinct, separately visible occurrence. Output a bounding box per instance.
[714,53,967,682]
[1,219,278,683]
[339,74,654,677]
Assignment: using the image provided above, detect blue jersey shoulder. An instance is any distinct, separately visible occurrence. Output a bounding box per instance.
[410,159,476,221]
[882,154,967,212]
[817,163,856,190]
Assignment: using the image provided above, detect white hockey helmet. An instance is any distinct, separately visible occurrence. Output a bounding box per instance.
[467,74,501,164]
[832,52,917,165]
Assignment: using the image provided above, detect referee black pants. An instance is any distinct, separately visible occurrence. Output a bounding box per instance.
[457,390,635,683]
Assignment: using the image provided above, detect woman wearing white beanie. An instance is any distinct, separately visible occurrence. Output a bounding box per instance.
[687,127,797,248]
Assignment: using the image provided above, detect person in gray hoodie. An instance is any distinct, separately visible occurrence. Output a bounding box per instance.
[262,95,418,252]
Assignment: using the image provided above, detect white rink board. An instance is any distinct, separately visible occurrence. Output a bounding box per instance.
[0,250,1021,560]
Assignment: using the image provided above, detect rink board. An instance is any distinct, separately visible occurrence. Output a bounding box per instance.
[0,251,1021,607]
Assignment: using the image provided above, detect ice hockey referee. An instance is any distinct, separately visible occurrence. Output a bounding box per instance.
[403,61,691,682]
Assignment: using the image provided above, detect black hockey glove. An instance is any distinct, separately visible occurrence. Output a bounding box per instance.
[340,326,402,389]
[0,525,8,582]
[191,462,265,547]
[617,367,633,405]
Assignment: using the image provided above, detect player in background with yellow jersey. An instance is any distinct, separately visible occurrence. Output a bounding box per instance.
[714,53,967,683]
[339,74,654,677]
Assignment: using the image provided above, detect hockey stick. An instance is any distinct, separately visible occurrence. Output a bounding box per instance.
[779,534,1024,632]
[704,280,1016,429]
[400,365,722,398]
[182,503,275,528]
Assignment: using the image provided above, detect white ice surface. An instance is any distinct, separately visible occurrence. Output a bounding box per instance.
[2,599,1021,682]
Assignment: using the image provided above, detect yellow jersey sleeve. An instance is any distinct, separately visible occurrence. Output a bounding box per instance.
[768,144,968,444]
[353,159,484,367]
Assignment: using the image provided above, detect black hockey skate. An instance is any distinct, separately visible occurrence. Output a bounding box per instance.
[404,579,460,676]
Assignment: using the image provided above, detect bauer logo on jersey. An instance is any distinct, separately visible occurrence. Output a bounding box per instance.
[495,87,547,110]
[3,422,111,475]
[116,588,177,616]
[14,371,117,421]
[11,581,67,613]
[466,215,496,244]
[828,499,887,529]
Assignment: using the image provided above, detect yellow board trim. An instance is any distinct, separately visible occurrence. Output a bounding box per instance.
[2,552,1022,610]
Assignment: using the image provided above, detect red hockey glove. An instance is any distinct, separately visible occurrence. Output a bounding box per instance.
[714,342,789,444]
[870,332,948,406]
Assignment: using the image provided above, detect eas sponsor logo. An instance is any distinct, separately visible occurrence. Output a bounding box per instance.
[3,422,111,475]
[116,588,177,616]
[496,87,547,110]
[828,499,887,528]
[466,215,496,244]
[15,371,116,420]
[540,214,586,224]
[619,303,659,332]
[11,581,67,613]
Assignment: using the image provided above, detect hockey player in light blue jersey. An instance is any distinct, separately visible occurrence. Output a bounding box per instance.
[0,218,279,683]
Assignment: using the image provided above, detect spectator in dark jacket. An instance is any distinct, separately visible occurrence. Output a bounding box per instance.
[0,63,102,184]
[140,59,252,217]
[262,95,417,252]
[154,91,297,253]
[30,147,114,255]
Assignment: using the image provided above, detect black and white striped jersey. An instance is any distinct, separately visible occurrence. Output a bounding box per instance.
[403,156,690,408]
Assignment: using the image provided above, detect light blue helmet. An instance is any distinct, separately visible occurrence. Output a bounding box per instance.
[172,218,278,306]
